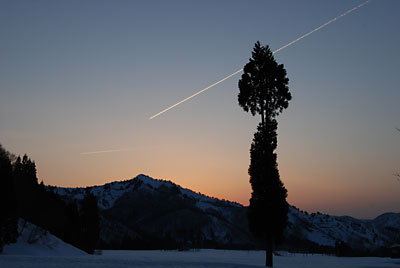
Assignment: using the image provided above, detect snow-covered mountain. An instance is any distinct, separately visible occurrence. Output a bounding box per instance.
[286,207,400,252]
[52,174,251,249]
[50,174,400,252]
[54,174,241,211]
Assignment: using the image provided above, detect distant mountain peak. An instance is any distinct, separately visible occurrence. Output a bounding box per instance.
[51,174,400,252]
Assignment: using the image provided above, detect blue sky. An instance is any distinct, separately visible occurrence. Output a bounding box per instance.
[1,0,399,218]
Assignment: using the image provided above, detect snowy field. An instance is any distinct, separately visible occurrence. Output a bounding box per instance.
[1,250,399,268]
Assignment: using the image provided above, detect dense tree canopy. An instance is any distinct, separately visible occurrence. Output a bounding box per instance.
[247,122,288,241]
[238,41,291,125]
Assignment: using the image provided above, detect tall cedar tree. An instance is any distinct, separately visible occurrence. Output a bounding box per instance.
[238,41,291,267]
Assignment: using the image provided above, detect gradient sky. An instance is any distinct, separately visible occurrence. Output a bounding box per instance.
[1,0,399,219]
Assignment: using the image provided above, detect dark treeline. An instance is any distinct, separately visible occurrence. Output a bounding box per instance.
[0,145,18,251]
[0,144,99,254]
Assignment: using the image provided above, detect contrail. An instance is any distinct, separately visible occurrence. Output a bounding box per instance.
[149,69,243,120]
[272,1,370,54]
[149,0,370,120]
[80,148,133,155]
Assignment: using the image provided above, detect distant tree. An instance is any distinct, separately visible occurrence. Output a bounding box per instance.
[0,144,100,254]
[13,154,38,221]
[0,144,18,252]
[238,41,291,267]
[79,190,100,254]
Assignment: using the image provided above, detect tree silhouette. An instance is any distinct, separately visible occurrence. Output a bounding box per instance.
[238,41,291,126]
[238,41,291,267]
[0,144,100,254]
[13,154,38,221]
[0,145,18,252]
[79,189,100,254]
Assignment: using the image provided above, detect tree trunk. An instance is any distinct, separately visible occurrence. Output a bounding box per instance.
[261,112,264,126]
[261,105,265,128]
[266,238,273,267]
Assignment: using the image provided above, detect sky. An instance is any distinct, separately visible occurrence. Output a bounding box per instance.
[1,0,399,219]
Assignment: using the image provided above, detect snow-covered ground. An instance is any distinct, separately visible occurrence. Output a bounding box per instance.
[2,220,86,257]
[1,249,399,268]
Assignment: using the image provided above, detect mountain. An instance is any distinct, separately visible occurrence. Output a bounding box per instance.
[285,207,400,255]
[51,174,253,249]
[50,174,400,254]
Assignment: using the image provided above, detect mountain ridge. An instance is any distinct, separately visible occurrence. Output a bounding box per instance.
[51,173,396,220]
[51,174,242,210]
[50,174,400,253]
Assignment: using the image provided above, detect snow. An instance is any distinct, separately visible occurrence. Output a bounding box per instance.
[196,200,219,211]
[286,206,397,249]
[136,174,173,189]
[53,174,180,210]
[2,220,86,256]
[51,174,400,250]
[54,174,241,212]
[137,174,241,209]
[1,249,399,268]
[53,179,137,210]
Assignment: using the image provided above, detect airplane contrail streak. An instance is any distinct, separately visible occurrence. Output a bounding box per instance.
[80,148,133,155]
[272,1,370,54]
[149,69,243,120]
[149,0,370,120]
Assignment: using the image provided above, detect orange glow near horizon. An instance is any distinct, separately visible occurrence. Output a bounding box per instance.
[2,0,399,221]
[34,138,400,220]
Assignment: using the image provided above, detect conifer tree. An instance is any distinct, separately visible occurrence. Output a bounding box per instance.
[13,154,38,221]
[238,41,291,267]
[0,145,18,252]
[79,190,100,254]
